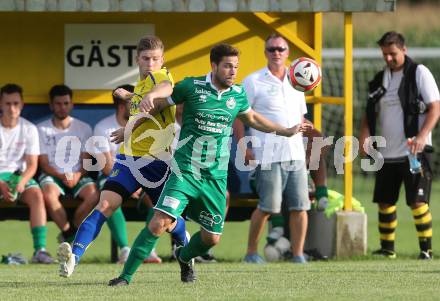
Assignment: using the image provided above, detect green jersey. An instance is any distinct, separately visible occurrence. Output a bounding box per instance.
[169,74,250,179]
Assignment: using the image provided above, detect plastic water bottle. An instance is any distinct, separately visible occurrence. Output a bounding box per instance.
[407,152,422,174]
[8,170,22,201]
[406,139,422,174]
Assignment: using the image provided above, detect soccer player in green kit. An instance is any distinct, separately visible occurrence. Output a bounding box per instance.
[109,43,312,285]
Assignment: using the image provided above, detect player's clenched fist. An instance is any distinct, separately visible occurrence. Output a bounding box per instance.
[113,88,134,101]
[139,93,155,113]
[287,122,313,137]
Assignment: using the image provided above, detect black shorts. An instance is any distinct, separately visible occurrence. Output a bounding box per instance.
[373,154,432,206]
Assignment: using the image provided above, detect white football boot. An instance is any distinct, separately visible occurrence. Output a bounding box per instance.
[57,242,75,277]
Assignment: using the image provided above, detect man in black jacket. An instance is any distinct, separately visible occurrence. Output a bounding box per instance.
[359,31,440,259]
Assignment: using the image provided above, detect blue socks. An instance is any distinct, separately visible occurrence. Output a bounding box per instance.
[72,209,107,263]
[170,216,188,246]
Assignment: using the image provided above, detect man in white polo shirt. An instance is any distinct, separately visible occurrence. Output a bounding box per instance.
[243,33,310,264]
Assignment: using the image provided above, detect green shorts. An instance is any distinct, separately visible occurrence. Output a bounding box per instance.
[155,172,227,235]
[0,172,39,201]
[38,173,95,198]
[96,174,107,191]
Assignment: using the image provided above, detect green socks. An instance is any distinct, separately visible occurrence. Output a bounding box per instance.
[31,226,47,252]
[120,227,159,283]
[315,186,328,199]
[179,231,211,263]
[107,208,128,248]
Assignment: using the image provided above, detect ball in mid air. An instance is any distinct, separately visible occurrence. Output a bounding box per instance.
[288,57,322,92]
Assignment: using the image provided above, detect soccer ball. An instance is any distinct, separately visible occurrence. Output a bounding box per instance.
[264,244,282,262]
[274,236,291,254]
[263,236,291,262]
[288,57,322,92]
[266,226,284,244]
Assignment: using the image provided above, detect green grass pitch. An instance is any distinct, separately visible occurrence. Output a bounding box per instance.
[1,176,439,300]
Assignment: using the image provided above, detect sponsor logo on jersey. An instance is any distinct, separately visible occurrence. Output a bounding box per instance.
[195,87,211,95]
[199,210,223,227]
[199,94,207,102]
[226,97,236,109]
[162,196,180,210]
[194,79,207,86]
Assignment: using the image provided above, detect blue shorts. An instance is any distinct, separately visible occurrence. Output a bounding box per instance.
[256,161,310,213]
[103,154,170,203]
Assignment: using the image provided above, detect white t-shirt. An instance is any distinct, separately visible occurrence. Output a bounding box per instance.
[242,66,307,164]
[38,117,92,173]
[378,65,440,159]
[0,117,40,173]
[93,114,123,159]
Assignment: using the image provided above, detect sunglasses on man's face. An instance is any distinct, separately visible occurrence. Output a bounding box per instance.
[266,47,288,53]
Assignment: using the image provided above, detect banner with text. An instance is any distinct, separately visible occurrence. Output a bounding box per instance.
[64,24,154,89]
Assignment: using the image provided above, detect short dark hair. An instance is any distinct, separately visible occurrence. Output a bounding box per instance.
[49,84,72,102]
[377,31,405,49]
[137,35,164,54]
[0,83,23,99]
[210,43,239,65]
[112,84,134,106]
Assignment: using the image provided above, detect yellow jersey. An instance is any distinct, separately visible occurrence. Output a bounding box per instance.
[119,68,176,157]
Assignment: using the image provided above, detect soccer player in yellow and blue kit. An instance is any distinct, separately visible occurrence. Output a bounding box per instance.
[57,35,189,277]
[109,43,313,285]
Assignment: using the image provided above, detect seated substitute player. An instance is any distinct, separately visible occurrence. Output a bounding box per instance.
[92,84,135,264]
[57,35,189,277]
[0,84,53,263]
[37,84,99,243]
[108,43,312,285]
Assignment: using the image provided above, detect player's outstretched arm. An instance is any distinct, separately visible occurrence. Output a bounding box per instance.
[238,109,313,137]
[233,119,255,165]
[110,97,172,144]
[139,81,173,113]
